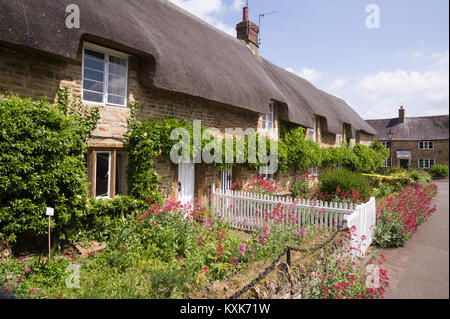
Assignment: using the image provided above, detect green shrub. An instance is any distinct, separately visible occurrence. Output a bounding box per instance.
[322,145,357,170]
[319,169,372,200]
[278,126,322,170]
[430,164,449,178]
[352,142,387,173]
[73,196,149,242]
[0,94,99,243]
[406,168,432,185]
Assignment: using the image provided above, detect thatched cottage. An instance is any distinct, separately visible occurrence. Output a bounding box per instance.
[0,0,377,203]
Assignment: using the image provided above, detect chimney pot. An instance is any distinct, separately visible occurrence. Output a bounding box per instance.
[243,7,249,21]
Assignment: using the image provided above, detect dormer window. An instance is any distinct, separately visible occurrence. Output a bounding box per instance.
[82,43,129,107]
[262,102,275,131]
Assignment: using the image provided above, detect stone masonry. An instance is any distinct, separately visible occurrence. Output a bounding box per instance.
[0,44,362,201]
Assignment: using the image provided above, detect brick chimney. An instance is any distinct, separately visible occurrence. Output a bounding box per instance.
[399,106,406,123]
[236,6,259,56]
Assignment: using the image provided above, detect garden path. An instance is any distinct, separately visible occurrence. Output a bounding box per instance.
[382,178,449,299]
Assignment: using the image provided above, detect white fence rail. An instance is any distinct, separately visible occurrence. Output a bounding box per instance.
[211,188,376,256]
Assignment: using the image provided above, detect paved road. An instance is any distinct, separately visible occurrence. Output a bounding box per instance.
[382,179,449,299]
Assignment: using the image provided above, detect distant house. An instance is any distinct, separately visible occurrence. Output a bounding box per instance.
[0,0,376,202]
[366,107,449,170]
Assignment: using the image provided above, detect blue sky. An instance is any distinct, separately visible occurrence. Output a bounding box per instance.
[169,0,449,119]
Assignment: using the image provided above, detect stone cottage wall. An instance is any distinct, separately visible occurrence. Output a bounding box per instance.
[0,44,372,202]
[388,139,449,169]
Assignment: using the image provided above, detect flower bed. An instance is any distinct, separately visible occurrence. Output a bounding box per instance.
[373,183,438,248]
[241,175,282,195]
[0,198,333,299]
[306,250,389,299]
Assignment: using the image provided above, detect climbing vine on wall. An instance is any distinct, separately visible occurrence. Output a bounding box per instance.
[126,101,388,201]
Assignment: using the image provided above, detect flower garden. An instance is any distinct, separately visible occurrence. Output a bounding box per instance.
[1,167,439,300]
[0,94,444,299]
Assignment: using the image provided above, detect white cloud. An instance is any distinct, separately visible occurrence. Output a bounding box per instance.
[355,52,449,109]
[169,0,242,36]
[233,0,245,11]
[412,51,425,60]
[322,51,449,119]
[286,67,324,84]
[328,78,348,93]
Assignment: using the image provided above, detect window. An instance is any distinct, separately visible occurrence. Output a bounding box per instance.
[418,141,434,150]
[262,102,275,131]
[337,134,343,147]
[89,149,129,198]
[308,166,319,177]
[95,152,111,198]
[309,118,317,142]
[221,165,233,192]
[383,158,392,168]
[82,43,128,107]
[381,141,391,150]
[418,159,435,169]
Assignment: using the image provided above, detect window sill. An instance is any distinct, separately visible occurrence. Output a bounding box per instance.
[82,100,128,108]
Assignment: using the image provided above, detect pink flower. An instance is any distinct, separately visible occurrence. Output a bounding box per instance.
[239,243,247,257]
[25,267,31,274]
[298,227,307,238]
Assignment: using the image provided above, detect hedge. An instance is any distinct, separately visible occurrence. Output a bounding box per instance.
[0,91,99,243]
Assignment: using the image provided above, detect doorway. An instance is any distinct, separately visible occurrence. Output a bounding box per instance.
[400,159,409,169]
[178,163,195,204]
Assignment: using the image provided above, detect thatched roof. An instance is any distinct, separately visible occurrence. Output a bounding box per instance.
[366,115,449,141]
[0,0,376,135]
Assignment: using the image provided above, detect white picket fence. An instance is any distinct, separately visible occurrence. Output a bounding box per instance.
[346,197,376,256]
[211,188,376,256]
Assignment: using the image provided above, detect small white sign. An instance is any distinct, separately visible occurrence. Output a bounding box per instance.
[46,207,54,217]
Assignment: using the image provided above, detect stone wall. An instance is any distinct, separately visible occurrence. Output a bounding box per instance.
[0,43,375,202]
[388,139,449,169]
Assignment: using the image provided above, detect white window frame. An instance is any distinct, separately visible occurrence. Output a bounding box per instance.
[82,42,129,107]
[418,141,434,150]
[337,134,343,147]
[262,102,275,131]
[94,151,111,198]
[383,158,392,168]
[308,166,319,177]
[418,158,435,169]
[382,141,391,150]
[309,117,317,143]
